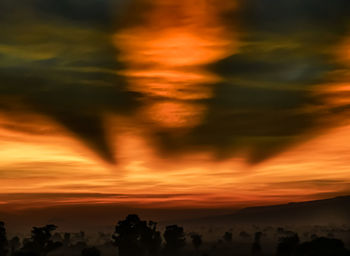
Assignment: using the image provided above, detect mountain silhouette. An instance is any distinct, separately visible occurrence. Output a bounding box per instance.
[185,196,350,225]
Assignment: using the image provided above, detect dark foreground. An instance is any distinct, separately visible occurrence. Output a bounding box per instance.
[1,214,350,256]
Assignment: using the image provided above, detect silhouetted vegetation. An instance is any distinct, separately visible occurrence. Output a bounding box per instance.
[81,246,101,256]
[276,233,299,256]
[13,224,62,256]
[112,214,161,256]
[297,237,350,256]
[63,232,71,247]
[190,233,202,250]
[239,231,251,240]
[252,232,262,256]
[0,221,9,256]
[163,225,186,256]
[9,236,20,255]
[1,217,350,256]
[223,232,233,243]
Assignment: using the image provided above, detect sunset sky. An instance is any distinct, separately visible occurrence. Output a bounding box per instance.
[1,0,350,224]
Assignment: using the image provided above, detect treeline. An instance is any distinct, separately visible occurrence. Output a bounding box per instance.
[1,215,350,256]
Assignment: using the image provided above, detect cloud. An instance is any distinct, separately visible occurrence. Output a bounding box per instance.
[1,0,350,164]
[239,0,350,34]
[145,0,350,163]
[0,192,196,201]
[0,2,141,163]
[0,193,204,213]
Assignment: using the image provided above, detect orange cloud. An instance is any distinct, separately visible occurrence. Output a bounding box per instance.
[114,0,238,128]
[1,0,350,215]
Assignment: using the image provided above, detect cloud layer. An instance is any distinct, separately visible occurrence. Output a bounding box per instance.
[1,0,350,163]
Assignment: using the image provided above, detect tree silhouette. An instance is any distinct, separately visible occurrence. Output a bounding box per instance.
[143,221,162,256]
[252,232,262,256]
[81,246,100,256]
[112,214,161,256]
[4,218,350,256]
[77,231,87,243]
[51,233,62,243]
[190,233,202,250]
[63,233,71,247]
[163,225,186,256]
[223,232,232,243]
[239,231,251,240]
[19,224,62,256]
[9,236,21,255]
[277,233,299,256]
[297,237,350,256]
[0,221,9,256]
[72,241,88,251]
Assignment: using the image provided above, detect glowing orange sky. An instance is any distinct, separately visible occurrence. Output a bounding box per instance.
[114,0,238,128]
[0,0,350,213]
[0,110,350,211]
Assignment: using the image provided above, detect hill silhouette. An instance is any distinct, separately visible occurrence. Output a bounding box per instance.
[186,196,350,225]
[1,196,350,233]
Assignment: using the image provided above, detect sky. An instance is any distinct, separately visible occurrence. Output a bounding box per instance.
[1,0,350,223]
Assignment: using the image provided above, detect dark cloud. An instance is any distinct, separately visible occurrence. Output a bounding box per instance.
[0,1,141,163]
[0,0,128,29]
[1,0,350,164]
[33,0,114,25]
[0,67,140,163]
[240,0,350,34]
[148,0,350,162]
